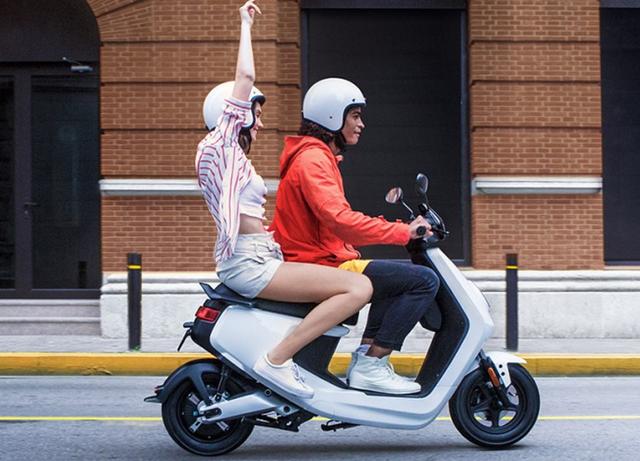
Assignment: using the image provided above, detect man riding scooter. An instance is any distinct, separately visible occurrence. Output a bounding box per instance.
[270,78,441,395]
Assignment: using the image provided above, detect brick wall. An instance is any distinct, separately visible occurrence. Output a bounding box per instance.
[87,0,298,271]
[101,196,276,271]
[88,0,605,271]
[472,195,604,269]
[469,0,603,269]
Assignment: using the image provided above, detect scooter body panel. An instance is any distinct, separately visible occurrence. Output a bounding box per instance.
[424,248,494,389]
[212,309,452,428]
[208,247,497,430]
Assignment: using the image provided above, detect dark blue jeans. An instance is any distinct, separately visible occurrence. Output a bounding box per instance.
[361,260,440,350]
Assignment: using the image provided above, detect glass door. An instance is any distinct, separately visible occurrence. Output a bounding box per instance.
[0,77,15,289]
[0,68,100,299]
[30,76,101,290]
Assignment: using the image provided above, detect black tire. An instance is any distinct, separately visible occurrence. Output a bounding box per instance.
[161,373,254,456]
[449,364,540,448]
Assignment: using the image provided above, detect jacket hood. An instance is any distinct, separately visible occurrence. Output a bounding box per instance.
[280,136,335,178]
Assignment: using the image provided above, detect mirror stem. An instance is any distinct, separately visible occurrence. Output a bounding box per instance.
[401,200,415,220]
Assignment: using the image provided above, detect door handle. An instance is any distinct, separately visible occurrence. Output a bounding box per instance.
[23,201,39,216]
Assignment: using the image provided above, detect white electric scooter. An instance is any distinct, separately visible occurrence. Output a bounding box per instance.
[145,173,540,456]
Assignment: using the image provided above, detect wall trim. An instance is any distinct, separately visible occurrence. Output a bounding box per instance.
[300,0,467,9]
[100,270,640,294]
[99,178,279,197]
[601,0,640,8]
[472,176,602,195]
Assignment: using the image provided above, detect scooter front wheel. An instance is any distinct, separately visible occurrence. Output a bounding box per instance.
[161,373,254,456]
[449,364,540,448]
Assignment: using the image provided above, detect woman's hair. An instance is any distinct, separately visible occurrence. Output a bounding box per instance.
[238,99,265,155]
[206,125,252,155]
[298,120,345,152]
[238,129,252,155]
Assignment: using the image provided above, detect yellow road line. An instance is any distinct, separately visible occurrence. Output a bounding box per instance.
[537,415,640,421]
[1,415,639,422]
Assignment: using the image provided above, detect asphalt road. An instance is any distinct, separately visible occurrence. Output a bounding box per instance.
[0,376,639,460]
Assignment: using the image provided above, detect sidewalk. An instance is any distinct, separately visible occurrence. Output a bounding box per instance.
[1,335,640,376]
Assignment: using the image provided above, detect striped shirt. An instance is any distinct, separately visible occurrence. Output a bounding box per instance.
[196,97,254,263]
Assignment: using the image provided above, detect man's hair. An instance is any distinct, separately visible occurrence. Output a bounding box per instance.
[298,120,345,152]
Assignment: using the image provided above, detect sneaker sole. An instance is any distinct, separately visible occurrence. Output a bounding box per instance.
[348,383,422,395]
[252,367,315,399]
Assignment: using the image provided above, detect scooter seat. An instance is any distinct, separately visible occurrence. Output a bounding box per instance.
[200,283,359,326]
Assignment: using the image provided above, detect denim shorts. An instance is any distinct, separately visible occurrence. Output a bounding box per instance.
[216,232,284,299]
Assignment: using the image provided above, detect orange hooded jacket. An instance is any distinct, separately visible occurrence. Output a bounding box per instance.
[269,136,410,267]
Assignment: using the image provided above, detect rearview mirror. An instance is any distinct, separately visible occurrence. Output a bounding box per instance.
[415,173,429,196]
[385,187,403,204]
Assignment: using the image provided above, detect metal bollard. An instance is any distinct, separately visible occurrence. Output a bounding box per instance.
[127,253,142,350]
[505,253,518,351]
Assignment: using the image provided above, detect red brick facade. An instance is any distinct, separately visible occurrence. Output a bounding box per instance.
[87,0,605,272]
[469,0,603,269]
[101,197,277,271]
[87,0,294,271]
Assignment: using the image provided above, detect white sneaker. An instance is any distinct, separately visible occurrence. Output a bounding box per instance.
[253,354,314,399]
[346,344,371,383]
[348,354,421,395]
[387,360,414,382]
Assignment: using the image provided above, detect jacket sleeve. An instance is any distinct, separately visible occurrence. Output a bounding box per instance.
[296,150,410,247]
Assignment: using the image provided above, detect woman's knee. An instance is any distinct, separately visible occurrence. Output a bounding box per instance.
[348,274,373,305]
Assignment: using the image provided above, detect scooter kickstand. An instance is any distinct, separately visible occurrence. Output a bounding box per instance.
[320,420,359,432]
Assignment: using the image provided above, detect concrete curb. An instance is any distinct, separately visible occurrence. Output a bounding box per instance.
[2,353,640,376]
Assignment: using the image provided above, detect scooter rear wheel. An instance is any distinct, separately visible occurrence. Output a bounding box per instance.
[449,364,539,448]
[161,373,254,456]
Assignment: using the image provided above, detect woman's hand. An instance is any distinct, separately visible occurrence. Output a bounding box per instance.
[239,0,262,26]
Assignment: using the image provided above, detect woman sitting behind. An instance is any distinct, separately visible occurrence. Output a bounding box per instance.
[195,0,372,399]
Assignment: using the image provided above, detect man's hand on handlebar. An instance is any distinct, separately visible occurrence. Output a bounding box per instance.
[408,215,433,240]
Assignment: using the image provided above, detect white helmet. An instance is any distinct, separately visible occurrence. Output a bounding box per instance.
[302,78,366,132]
[202,81,265,130]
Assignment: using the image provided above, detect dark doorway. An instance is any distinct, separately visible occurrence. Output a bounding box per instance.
[302,4,469,263]
[601,7,640,264]
[0,1,100,298]
[0,78,15,289]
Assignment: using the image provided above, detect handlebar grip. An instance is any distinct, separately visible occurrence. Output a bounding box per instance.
[416,226,427,236]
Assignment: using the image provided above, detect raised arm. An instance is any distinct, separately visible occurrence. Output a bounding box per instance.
[232,1,262,102]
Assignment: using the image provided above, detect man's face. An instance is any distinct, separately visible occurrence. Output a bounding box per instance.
[341,107,365,145]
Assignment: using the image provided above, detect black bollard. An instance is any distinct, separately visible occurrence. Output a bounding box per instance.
[127,253,142,350]
[505,253,518,351]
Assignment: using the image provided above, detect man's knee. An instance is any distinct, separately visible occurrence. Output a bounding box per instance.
[410,265,440,295]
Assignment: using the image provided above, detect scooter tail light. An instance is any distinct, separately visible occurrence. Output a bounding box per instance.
[195,305,221,322]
